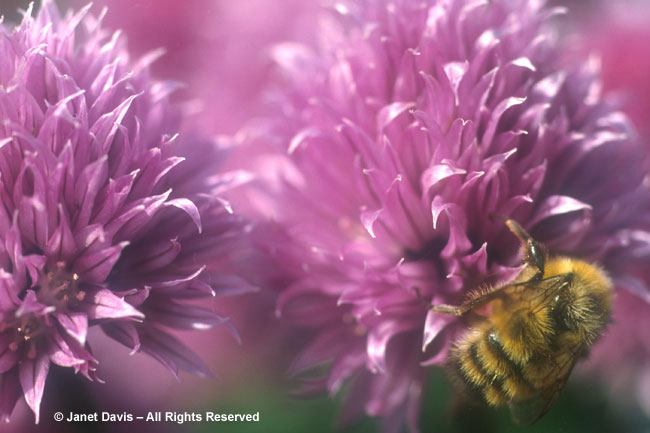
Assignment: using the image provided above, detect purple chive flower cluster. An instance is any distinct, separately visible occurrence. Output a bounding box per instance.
[239,0,650,429]
[0,0,251,422]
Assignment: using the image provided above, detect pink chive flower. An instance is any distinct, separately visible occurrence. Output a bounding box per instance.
[0,0,251,422]
[238,0,650,430]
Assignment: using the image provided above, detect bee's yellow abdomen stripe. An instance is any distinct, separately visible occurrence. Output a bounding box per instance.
[484,329,534,395]
[450,356,485,401]
[458,347,488,387]
[461,341,507,405]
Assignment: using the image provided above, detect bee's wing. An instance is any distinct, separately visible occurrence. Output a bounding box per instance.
[508,349,580,426]
[514,273,571,298]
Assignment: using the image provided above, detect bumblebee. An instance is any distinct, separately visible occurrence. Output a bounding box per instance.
[431,219,613,425]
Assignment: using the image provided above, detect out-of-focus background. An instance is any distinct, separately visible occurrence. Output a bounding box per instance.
[1,0,649,432]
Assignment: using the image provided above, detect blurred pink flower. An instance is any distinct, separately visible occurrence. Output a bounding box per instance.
[65,0,321,135]
[570,0,650,140]
[237,0,650,430]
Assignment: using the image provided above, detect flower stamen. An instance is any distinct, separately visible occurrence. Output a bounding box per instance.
[36,261,82,309]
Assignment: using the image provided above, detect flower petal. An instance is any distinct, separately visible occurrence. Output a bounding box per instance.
[83,288,144,320]
[73,241,129,283]
[139,327,214,379]
[54,311,88,346]
[18,354,49,424]
[529,195,592,227]
[164,198,201,234]
[0,369,21,423]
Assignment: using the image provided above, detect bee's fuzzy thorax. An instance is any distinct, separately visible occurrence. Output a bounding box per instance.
[545,257,613,344]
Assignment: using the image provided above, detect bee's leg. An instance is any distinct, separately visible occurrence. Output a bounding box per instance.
[412,286,473,316]
[431,303,474,316]
[505,219,547,280]
[429,285,508,316]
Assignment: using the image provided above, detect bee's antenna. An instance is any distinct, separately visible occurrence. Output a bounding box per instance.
[505,219,534,245]
[503,219,546,280]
